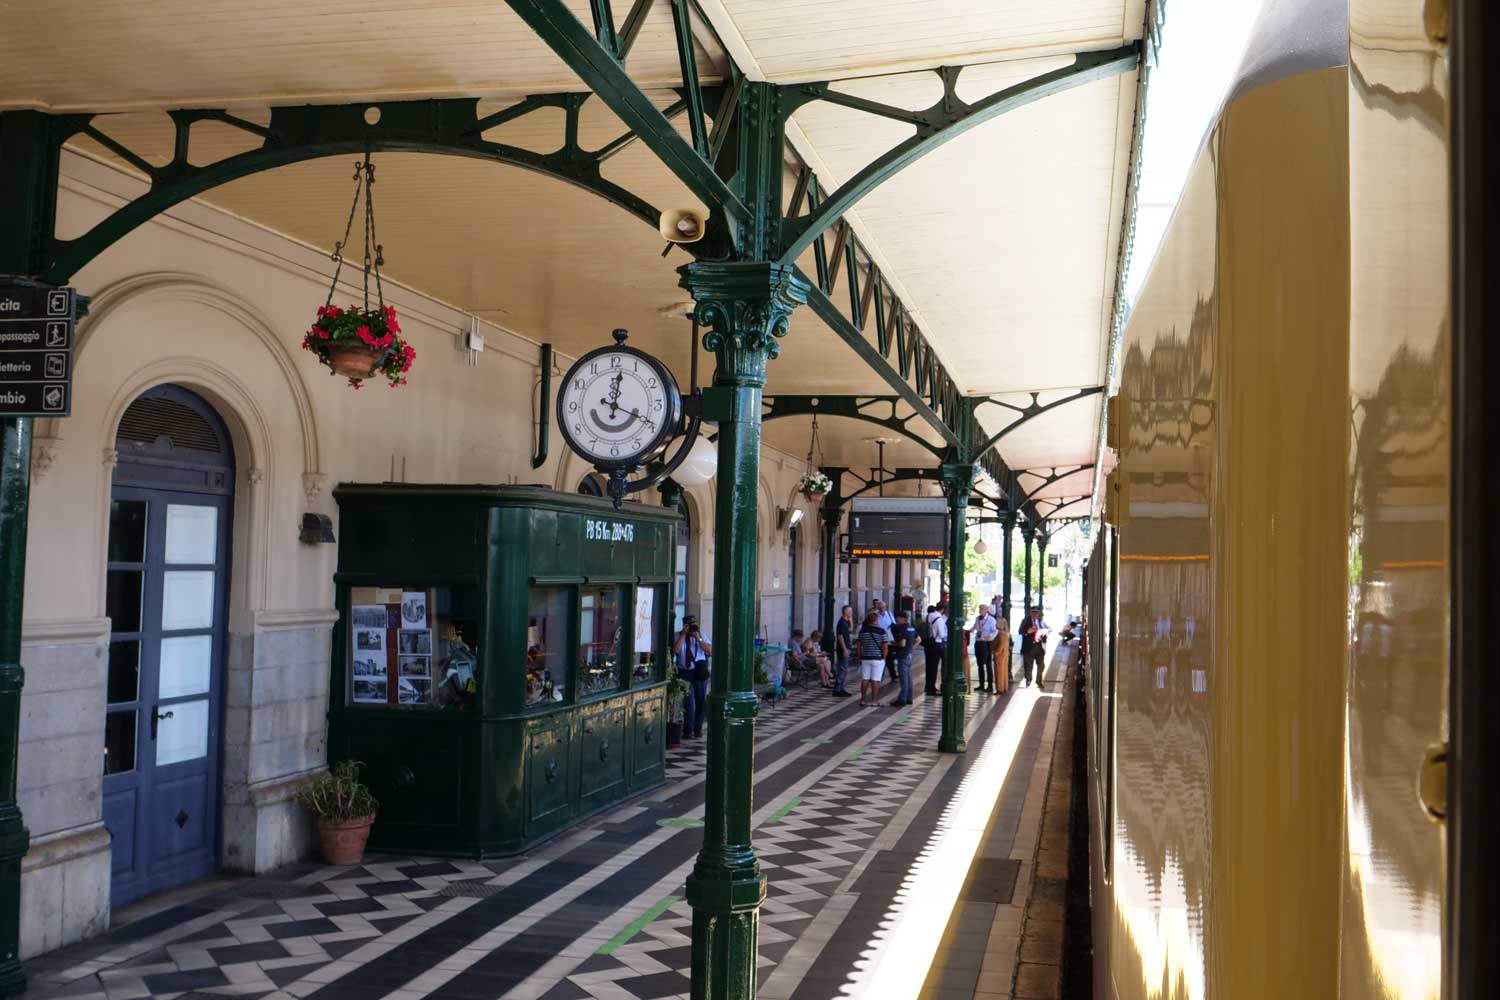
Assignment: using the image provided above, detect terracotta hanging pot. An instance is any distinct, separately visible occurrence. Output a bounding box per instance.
[324,343,386,380]
[316,814,376,865]
[801,488,828,503]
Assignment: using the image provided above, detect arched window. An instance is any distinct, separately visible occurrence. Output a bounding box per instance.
[576,473,604,497]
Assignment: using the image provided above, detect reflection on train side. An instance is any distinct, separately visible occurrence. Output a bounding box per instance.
[1341,1,1449,995]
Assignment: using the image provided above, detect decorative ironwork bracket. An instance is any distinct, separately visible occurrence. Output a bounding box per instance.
[759,395,945,461]
[16,98,689,283]
[972,385,1106,461]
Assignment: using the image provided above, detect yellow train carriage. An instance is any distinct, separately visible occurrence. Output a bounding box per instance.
[1085,0,1452,996]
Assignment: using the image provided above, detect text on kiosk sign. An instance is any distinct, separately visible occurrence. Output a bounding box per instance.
[585,518,635,543]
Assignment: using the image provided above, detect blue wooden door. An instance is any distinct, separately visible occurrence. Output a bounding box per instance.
[102,387,233,907]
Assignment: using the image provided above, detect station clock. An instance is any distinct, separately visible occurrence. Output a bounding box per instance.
[556,329,683,472]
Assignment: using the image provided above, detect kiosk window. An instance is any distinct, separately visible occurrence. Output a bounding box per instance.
[527,587,571,706]
[632,584,667,685]
[347,585,479,710]
[579,585,625,697]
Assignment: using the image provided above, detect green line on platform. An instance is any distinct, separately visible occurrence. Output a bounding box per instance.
[847,747,866,760]
[657,817,705,828]
[598,894,681,955]
[897,711,913,724]
[765,796,802,824]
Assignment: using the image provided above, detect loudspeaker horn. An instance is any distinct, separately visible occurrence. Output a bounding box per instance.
[659,208,708,244]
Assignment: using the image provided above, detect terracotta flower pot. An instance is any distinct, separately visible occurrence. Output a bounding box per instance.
[324,343,386,379]
[800,489,827,504]
[316,815,375,865]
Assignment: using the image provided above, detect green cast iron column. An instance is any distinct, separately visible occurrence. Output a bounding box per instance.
[1037,531,1048,613]
[0,109,61,997]
[0,419,31,995]
[681,260,808,1000]
[1021,522,1036,614]
[938,463,974,754]
[1000,511,1015,633]
[819,506,839,655]
[816,468,845,658]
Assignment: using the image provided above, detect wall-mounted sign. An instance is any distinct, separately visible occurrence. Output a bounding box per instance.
[0,282,75,417]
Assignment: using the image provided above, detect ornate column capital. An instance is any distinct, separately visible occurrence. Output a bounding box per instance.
[29,436,60,481]
[680,261,809,387]
[938,462,977,500]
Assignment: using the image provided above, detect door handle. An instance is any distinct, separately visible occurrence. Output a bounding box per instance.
[150,707,174,740]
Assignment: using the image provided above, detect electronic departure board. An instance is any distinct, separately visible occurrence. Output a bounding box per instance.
[848,497,947,557]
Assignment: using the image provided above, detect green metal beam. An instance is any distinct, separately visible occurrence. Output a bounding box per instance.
[29,98,668,283]
[798,272,961,450]
[504,0,749,224]
[617,0,657,59]
[758,395,945,461]
[779,43,1142,263]
[972,386,1105,461]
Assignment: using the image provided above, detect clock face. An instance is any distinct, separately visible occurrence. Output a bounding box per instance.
[557,347,681,468]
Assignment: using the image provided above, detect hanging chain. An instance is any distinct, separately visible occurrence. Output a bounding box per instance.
[806,413,823,468]
[324,152,385,311]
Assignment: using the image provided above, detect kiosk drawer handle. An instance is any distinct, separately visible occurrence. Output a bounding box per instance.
[599,740,610,761]
[644,725,655,744]
[545,759,558,783]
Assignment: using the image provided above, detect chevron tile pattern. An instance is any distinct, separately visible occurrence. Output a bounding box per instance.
[24,682,1012,1000]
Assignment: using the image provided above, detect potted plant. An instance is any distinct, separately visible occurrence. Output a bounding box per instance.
[665,673,689,748]
[301,303,415,388]
[295,759,379,865]
[796,470,832,503]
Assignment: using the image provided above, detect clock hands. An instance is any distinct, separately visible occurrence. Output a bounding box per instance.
[598,373,625,417]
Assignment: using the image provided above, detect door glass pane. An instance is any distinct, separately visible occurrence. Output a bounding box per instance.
[156,697,209,765]
[159,634,211,699]
[104,710,136,775]
[107,641,140,704]
[162,570,214,630]
[106,570,143,633]
[108,500,147,563]
[164,504,217,564]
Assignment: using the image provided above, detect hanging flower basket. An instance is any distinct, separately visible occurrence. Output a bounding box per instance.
[302,304,415,388]
[796,471,833,501]
[302,154,414,389]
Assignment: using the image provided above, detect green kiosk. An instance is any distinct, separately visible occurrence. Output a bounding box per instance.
[327,484,680,856]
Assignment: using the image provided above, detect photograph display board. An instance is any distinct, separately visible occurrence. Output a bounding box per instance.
[348,586,437,708]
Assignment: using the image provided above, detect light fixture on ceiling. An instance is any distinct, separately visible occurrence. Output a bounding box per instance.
[973,538,988,554]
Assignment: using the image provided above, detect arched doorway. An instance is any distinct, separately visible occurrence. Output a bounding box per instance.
[102,385,235,907]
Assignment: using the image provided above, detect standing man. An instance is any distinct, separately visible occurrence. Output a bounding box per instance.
[973,603,1000,693]
[1019,605,1049,689]
[888,610,921,706]
[856,611,890,708]
[671,615,713,737]
[832,605,855,698]
[872,600,895,683]
[924,604,947,695]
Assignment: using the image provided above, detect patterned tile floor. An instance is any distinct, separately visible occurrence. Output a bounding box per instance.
[21,678,1031,1000]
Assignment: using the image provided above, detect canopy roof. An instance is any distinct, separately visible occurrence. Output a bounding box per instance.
[0,0,1152,522]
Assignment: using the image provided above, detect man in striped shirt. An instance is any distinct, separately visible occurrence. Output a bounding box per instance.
[855,610,890,708]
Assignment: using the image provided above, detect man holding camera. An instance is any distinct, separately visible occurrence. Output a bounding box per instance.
[672,615,713,738]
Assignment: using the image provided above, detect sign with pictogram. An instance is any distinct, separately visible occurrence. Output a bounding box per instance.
[0,282,75,416]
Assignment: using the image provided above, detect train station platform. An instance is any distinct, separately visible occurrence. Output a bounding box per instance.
[17,661,1077,1000]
